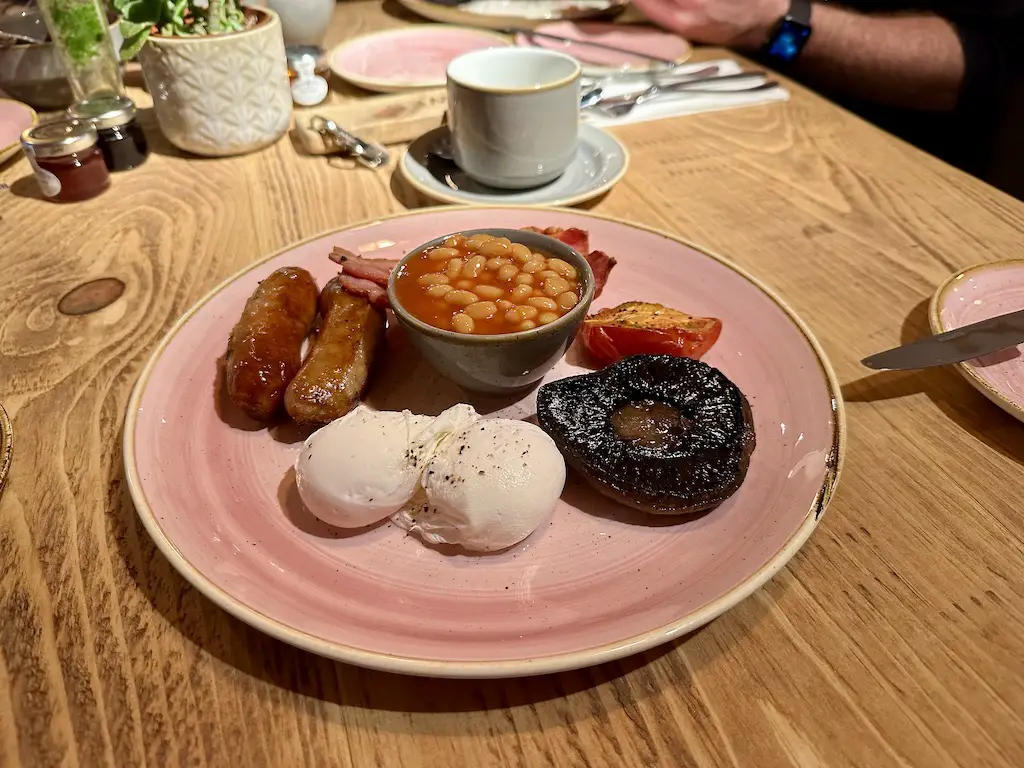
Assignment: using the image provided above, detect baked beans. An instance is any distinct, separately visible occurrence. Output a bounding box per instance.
[394,233,583,335]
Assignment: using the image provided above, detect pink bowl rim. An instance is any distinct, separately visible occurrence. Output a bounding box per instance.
[122,205,847,678]
[0,98,38,161]
[929,259,1024,423]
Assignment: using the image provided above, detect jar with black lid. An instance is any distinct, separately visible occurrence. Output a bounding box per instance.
[21,119,110,203]
[68,95,149,172]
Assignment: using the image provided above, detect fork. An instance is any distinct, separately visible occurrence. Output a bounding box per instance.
[595,78,779,119]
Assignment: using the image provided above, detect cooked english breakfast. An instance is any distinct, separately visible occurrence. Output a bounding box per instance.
[222,225,751,553]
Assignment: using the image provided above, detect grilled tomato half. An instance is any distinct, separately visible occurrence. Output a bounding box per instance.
[580,302,722,367]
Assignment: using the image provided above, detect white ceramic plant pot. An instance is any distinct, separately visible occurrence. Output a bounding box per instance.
[138,9,292,157]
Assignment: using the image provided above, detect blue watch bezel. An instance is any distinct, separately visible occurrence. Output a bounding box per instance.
[764,15,812,63]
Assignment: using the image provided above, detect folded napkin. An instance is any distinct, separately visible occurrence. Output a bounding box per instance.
[582,58,789,128]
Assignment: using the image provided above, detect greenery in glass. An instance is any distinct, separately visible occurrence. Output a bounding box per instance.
[112,0,249,59]
[37,0,123,100]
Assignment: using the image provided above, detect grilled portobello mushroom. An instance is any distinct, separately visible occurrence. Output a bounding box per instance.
[536,355,755,515]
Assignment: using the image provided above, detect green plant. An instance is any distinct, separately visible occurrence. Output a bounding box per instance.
[40,0,108,66]
[113,0,248,58]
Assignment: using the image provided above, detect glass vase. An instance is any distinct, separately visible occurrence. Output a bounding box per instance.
[37,0,123,101]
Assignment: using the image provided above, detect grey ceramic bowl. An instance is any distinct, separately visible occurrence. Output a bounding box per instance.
[387,228,595,394]
[0,12,123,110]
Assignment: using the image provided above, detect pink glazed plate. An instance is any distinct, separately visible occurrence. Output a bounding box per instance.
[124,207,845,678]
[0,98,37,165]
[930,260,1024,422]
[329,26,510,92]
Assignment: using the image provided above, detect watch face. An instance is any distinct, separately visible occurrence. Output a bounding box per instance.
[767,18,811,62]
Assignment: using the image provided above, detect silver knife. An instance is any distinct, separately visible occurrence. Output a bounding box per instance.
[861,308,1024,370]
[510,28,681,66]
[580,67,745,108]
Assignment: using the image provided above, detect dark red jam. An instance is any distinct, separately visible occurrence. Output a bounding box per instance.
[21,119,110,203]
[33,146,110,202]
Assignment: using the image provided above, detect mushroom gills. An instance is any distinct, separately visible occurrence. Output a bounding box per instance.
[610,400,691,449]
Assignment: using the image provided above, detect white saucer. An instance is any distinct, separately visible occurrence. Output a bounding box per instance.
[397,125,629,207]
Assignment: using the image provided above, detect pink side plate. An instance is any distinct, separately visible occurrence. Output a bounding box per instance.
[123,207,845,678]
[0,98,37,164]
[516,21,691,70]
[930,260,1024,422]
[329,26,510,92]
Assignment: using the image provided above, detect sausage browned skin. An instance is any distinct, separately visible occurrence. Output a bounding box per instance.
[284,276,386,425]
[225,267,319,422]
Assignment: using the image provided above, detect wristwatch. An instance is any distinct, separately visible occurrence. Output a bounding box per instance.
[763,0,813,63]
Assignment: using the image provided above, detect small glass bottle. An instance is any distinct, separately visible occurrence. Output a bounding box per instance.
[286,47,330,81]
[37,0,123,101]
[21,119,110,202]
[68,95,149,171]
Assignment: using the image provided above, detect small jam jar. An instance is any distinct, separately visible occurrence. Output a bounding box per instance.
[21,119,110,203]
[68,95,149,172]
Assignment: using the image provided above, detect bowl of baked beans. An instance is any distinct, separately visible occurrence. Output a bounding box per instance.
[388,228,595,393]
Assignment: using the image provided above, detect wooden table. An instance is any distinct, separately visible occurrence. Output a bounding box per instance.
[3,2,1024,766]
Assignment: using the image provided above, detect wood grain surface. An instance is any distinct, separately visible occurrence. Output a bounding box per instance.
[3,2,1024,766]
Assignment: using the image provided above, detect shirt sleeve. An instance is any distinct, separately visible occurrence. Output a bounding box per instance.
[943,5,1024,118]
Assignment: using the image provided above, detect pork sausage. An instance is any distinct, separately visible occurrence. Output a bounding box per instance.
[225,267,319,421]
[284,276,386,425]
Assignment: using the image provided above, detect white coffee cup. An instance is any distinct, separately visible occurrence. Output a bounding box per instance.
[446,47,581,190]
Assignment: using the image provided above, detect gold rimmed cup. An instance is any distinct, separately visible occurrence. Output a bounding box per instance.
[446,48,582,189]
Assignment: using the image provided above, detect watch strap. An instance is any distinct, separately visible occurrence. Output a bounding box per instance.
[787,0,812,26]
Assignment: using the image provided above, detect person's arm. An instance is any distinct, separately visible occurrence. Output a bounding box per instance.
[786,5,964,111]
[632,1,966,110]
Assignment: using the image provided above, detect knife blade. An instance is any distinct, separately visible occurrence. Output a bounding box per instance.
[861,308,1024,370]
[509,27,680,66]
